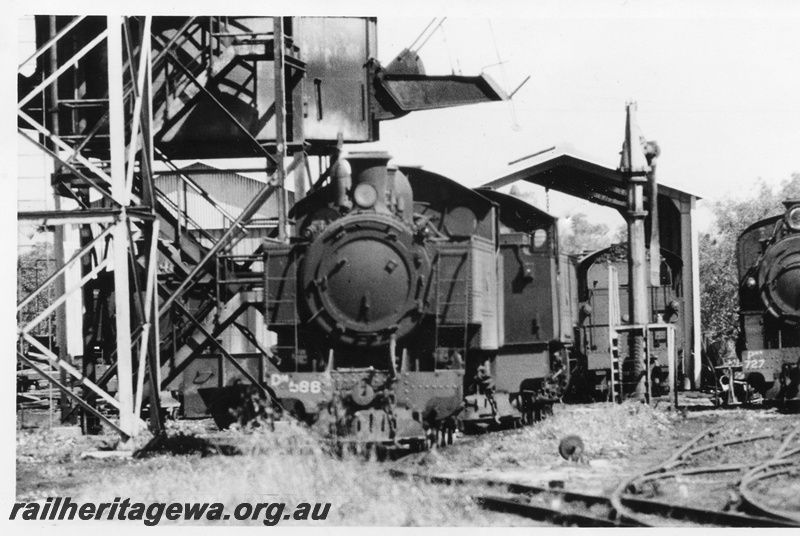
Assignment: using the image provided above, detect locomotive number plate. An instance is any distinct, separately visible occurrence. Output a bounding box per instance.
[742,358,766,369]
[270,374,322,394]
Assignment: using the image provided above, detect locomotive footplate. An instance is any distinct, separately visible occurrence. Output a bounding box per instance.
[269,368,463,447]
[740,348,800,401]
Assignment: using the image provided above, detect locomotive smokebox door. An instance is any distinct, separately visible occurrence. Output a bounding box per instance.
[758,234,800,325]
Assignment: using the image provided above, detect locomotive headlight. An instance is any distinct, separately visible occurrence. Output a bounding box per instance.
[353,183,378,208]
[786,206,800,231]
[745,276,757,290]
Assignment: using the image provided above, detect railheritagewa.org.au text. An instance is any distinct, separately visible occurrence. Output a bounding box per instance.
[10,497,331,525]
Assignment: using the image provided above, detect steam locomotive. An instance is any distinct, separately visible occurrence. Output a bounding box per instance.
[733,200,800,405]
[261,152,575,448]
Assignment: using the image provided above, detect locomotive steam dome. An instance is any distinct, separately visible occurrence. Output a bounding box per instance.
[758,234,800,325]
[299,154,431,347]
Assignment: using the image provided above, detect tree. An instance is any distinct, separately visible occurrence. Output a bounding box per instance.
[17,242,55,332]
[506,186,617,255]
[508,184,540,208]
[560,212,613,255]
[612,222,628,244]
[700,174,800,349]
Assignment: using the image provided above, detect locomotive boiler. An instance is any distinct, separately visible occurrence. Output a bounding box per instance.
[735,200,800,405]
[262,152,574,448]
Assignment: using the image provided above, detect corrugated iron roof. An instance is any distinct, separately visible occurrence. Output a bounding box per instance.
[481,143,702,211]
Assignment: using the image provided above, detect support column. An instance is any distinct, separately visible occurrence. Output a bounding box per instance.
[273,17,288,241]
[141,21,164,432]
[107,16,136,442]
[79,212,101,434]
[47,16,75,424]
[620,102,650,400]
[681,198,702,389]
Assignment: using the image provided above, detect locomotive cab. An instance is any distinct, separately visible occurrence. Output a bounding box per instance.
[471,189,576,426]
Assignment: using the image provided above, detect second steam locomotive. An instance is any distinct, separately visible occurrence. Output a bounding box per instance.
[732,200,800,405]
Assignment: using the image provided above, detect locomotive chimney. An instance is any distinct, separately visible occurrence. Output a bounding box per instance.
[345,152,393,214]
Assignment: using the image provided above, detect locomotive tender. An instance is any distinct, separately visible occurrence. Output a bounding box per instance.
[262,152,575,447]
[735,200,800,404]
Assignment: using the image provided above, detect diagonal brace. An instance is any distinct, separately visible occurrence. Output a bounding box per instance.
[173,301,274,400]
[17,352,130,440]
[165,51,278,166]
[17,224,113,312]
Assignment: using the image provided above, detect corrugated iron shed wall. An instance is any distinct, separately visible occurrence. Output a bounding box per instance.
[156,162,288,354]
[155,162,291,231]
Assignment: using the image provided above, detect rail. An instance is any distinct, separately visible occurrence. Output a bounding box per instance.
[610,421,800,527]
[389,469,795,527]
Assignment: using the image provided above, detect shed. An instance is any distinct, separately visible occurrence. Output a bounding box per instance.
[482,144,703,389]
[155,162,294,357]
[155,161,294,257]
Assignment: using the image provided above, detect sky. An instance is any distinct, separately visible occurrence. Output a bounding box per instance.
[366,6,800,229]
[7,0,800,235]
[374,12,800,200]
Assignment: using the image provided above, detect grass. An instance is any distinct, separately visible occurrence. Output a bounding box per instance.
[15,402,709,526]
[69,453,510,526]
[17,419,519,526]
[400,401,679,473]
[19,403,795,526]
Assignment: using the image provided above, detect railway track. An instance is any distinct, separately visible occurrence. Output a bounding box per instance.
[390,418,800,527]
[611,420,800,527]
[738,425,800,524]
[388,470,631,527]
[390,469,795,527]
[740,457,800,524]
